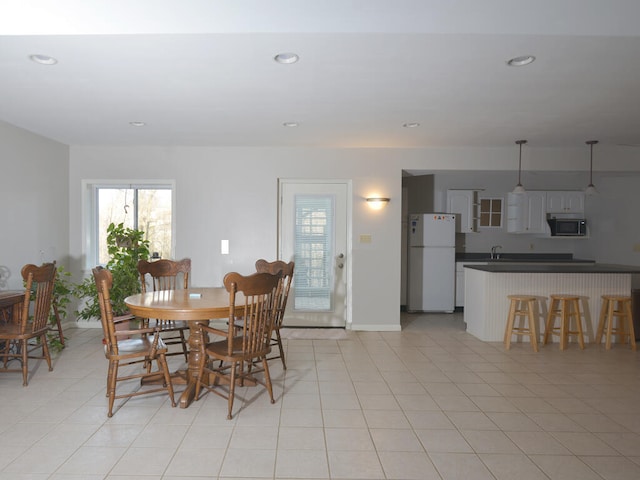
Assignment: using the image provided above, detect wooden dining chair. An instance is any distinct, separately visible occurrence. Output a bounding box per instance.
[138,258,191,362]
[93,266,176,417]
[255,259,294,369]
[194,271,282,419]
[0,262,56,386]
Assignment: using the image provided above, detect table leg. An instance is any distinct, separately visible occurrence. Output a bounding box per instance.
[179,319,208,408]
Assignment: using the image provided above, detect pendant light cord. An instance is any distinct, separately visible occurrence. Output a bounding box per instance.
[589,143,594,185]
[586,140,598,188]
[518,142,523,185]
[514,140,527,189]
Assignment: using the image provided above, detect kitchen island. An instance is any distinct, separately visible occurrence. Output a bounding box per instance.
[464,263,640,343]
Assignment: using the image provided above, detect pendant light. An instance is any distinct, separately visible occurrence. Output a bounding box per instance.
[585,140,599,195]
[512,140,527,194]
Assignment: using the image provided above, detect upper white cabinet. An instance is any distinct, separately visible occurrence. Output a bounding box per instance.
[546,191,585,214]
[506,191,547,233]
[447,190,478,233]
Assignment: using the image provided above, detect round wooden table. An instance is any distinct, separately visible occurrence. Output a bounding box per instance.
[125,287,243,408]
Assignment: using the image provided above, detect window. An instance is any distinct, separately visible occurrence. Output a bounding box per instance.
[478,197,503,228]
[85,182,174,266]
[293,194,335,311]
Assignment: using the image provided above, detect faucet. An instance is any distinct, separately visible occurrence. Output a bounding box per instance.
[490,245,502,260]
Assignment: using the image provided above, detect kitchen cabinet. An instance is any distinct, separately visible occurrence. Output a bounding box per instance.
[546,191,585,214]
[447,190,478,233]
[506,191,546,234]
[455,261,487,307]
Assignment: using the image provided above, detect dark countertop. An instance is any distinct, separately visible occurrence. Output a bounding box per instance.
[456,253,594,263]
[464,263,640,274]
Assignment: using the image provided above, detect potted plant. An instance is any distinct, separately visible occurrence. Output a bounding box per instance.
[74,222,150,321]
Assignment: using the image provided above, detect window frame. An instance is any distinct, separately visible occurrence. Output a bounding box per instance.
[477,195,504,229]
[81,179,176,269]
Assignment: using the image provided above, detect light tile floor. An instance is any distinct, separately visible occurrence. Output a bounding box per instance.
[1,312,639,479]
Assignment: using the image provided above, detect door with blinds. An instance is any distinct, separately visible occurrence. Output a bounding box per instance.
[278,180,349,327]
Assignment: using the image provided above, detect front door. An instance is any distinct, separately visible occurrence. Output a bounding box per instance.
[278,180,349,327]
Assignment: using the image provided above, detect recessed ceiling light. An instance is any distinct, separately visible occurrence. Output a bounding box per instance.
[29,54,58,65]
[274,52,299,64]
[506,55,536,67]
[129,121,146,127]
[403,122,420,128]
[283,122,299,127]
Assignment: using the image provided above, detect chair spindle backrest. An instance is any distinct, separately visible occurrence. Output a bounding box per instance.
[255,259,294,327]
[20,262,56,335]
[138,258,191,293]
[92,266,119,355]
[223,271,281,357]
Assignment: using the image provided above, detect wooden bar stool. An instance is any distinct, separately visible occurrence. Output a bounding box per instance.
[504,295,539,352]
[543,295,585,350]
[595,295,636,350]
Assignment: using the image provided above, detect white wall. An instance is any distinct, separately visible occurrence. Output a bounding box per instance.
[67,144,640,328]
[0,121,69,289]
[2,128,636,327]
[68,146,402,330]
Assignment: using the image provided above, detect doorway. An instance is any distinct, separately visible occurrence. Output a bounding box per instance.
[278,180,350,327]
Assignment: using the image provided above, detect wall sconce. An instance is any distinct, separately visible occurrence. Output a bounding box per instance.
[366,197,390,210]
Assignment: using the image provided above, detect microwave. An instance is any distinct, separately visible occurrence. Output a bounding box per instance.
[547,218,587,237]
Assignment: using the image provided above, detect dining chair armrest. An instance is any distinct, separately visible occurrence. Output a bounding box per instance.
[113,317,161,338]
[112,313,136,324]
[200,323,228,338]
[113,327,157,337]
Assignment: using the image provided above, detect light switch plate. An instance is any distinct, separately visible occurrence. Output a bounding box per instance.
[360,234,372,244]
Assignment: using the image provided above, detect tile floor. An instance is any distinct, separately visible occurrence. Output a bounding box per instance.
[1,312,640,479]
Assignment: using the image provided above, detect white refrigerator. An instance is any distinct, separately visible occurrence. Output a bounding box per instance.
[407,213,456,313]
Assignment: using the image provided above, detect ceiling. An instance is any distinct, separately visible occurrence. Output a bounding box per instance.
[2,0,640,148]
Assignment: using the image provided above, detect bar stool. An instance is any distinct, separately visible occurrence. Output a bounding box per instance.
[595,295,636,350]
[543,295,585,350]
[504,295,539,352]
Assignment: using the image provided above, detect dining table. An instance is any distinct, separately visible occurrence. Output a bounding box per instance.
[125,287,243,408]
[0,290,25,323]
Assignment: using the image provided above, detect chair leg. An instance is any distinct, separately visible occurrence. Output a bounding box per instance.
[107,361,118,417]
[606,299,615,350]
[41,334,53,371]
[573,299,585,349]
[179,330,189,363]
[21,339,29,386]
[274,329,286,370]
[543,299,557,345]
[527,299,538,352]
[2,340,10,368]
[227,362,237,420]
[558,301,568,350]
[262,357,275,404]
[53,303,65,347]
[625,301,637,351]
[618,302,628,345]
[595,298,607,345]
[106,360,116,397]
[158,354,176,407]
